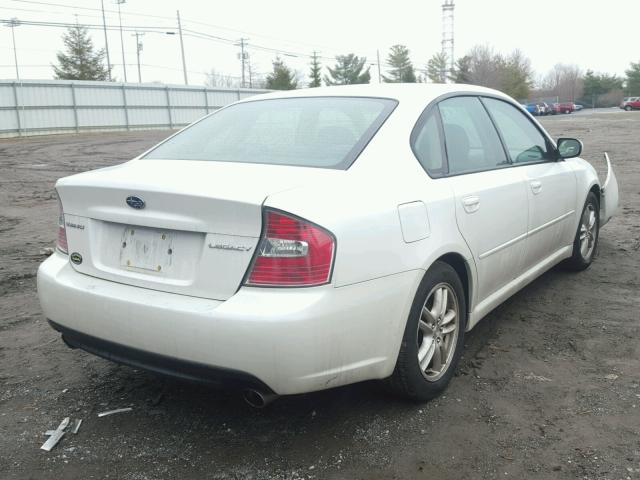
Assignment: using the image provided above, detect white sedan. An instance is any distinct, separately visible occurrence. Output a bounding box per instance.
[38,84,619,406]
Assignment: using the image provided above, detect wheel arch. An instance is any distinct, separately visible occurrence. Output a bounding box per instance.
[433,252,473,317]
[589,183,601,204]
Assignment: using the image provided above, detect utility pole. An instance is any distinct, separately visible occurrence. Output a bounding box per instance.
[116,0,127,82]
[237,38,248,88]
[132,32,144,83]
[100,0,112,80]
[176,10,188,85]
[5,18,20,80]
[376,49,382,83]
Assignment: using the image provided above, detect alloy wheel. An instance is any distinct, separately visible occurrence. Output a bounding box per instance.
[579,203,597,260]
[416,283,459,382]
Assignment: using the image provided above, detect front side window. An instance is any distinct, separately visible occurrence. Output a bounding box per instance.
[482,97,553,164]
[438,96,508,175]
[144,97,397,169]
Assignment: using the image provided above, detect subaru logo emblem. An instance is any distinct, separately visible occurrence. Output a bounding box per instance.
[126,195,145,210]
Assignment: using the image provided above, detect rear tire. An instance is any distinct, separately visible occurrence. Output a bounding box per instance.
[564,192,599,271]
[387,261,467,401]
[625,105,632,111]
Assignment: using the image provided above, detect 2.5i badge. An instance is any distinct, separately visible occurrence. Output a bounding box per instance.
[70,252,83,265]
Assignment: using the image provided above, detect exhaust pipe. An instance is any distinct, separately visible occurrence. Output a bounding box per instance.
[242,388,279,408]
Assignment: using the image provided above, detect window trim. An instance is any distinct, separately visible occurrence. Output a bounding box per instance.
[410,91,560,179]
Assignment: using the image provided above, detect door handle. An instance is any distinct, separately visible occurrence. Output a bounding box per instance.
[462,195,480,213]
[530,180,543,194]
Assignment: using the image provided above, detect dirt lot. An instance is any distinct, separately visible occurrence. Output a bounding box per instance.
[1,113,639,480]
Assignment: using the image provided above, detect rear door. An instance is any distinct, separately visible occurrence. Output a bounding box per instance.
[437,96,529,302]
[481,97,576,270]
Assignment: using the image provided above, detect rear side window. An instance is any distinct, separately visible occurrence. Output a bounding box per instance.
[438,97,508,175]
[482,97,553,164]
[412,112,446,176]
[144,97,397,169]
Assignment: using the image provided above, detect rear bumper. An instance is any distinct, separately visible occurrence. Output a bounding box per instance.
[48,319,273,392]
[38,252,421,395]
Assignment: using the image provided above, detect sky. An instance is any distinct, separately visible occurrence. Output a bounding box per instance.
[0,0,639,86]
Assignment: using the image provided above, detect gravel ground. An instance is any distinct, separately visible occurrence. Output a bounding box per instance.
[1,113,639,480]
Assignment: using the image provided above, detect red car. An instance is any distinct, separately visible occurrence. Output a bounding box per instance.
[621,97,640,111]
[552,102,575,114]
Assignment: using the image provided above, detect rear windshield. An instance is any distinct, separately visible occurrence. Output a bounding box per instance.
[144,96,397,169]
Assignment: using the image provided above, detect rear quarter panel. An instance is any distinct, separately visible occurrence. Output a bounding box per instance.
[263,106,475,295]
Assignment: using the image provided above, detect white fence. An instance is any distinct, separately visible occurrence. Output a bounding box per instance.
[0,79,270,138]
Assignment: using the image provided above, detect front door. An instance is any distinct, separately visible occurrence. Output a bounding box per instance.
[481,97,577,270]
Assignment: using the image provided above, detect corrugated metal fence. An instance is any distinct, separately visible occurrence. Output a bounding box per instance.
[0,79,269,138]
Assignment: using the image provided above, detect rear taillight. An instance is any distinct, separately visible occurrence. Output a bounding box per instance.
[245,209,335,287]
[56,193,68,254]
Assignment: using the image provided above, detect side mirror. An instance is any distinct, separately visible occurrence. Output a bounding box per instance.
[557,138,583,159]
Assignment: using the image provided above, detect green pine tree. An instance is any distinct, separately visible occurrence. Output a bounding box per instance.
[452,55,472,84]
[265,57,297,90]
[324,54,370,85]
[426,52,449,83]
[308,52,322,88]
[53,25,110,81]
[625,60,640,96]
[383,45,416,83]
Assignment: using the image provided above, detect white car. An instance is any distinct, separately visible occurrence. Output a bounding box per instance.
[38,84,619,406]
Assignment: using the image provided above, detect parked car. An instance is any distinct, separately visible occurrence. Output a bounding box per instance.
[524,103,541,115]
[38,84,619,405]
[620,97,640,111]
[574,103,584,111]
[554,102,575,114]
[541,102,556,115]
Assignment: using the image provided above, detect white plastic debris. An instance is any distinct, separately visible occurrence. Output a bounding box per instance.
[97,407,132,417]
[41,417,70,451]
[71,418,82,434]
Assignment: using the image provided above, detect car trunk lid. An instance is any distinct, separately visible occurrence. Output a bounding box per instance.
[56,159,341,300]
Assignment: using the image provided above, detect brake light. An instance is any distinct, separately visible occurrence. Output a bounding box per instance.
[56,193,68,254]
[246,209,335,287]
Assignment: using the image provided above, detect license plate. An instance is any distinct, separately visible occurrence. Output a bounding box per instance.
[119,227,173,272]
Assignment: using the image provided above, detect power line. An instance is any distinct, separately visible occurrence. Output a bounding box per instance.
[0,14,384,85]
[6,0,348,54]
[3,1,377,61]
[0,18,176,33]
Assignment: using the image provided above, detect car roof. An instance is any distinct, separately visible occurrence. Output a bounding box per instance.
[237,83,513,105]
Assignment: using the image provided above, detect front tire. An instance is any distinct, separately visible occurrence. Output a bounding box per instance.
[625,105,632,111]
[387,261,467,401]
[565,192,599,271]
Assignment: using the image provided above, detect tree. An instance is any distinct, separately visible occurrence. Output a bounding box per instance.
[582,70,623,107]
[450,45,533,98]
[204,68,239,88]
[451,55,472,84]
[625,60,640,95]
[308,52,322,88]
[541,63,583,101]
[383,45,416,83]
[324,54,370,85]
[465,45,502,89]
[501,50,533,99]
[426,52,449,83]
[265,57,297,90]
[53,25,110,81]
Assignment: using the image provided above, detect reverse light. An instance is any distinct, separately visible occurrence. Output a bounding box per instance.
[246,209,335,287]
[56,193,68,254]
